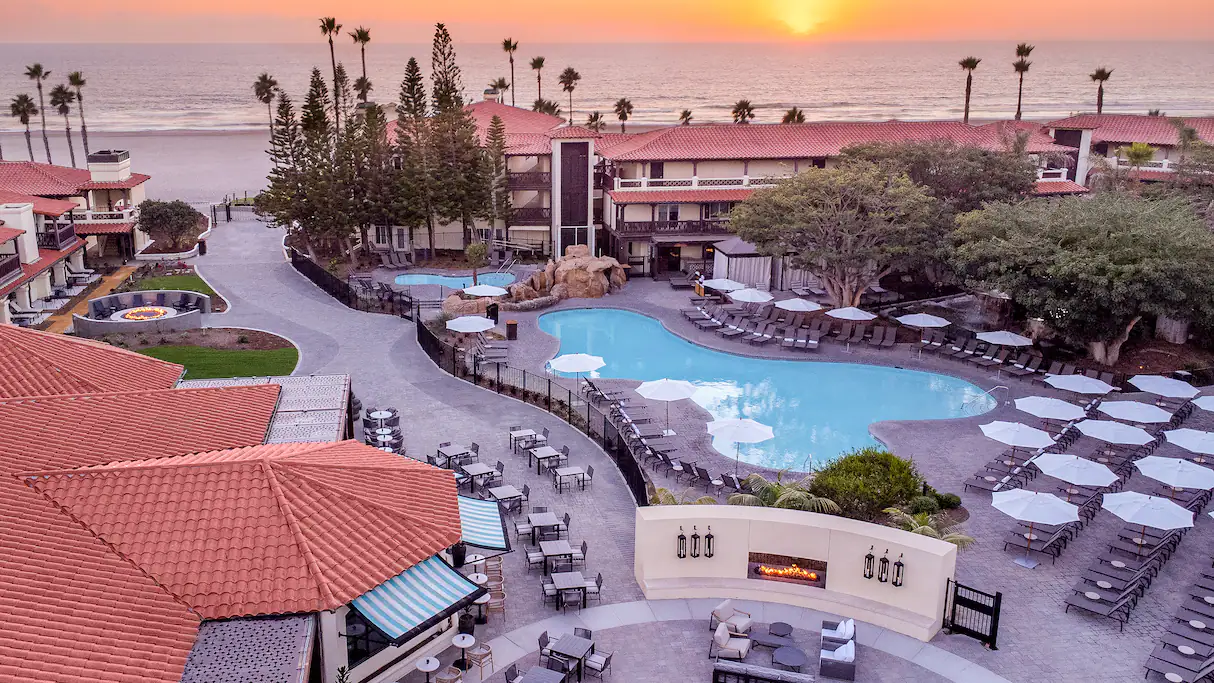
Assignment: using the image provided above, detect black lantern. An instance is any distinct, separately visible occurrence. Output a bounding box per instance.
[877,549,890,583]
[690,526,701,558]
[863,545,875,579]
[677,526,687,558]
[705,526,715,558]
[892,553,905,587]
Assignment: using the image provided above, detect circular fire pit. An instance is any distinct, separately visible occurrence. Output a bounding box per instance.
[111,305,179,322]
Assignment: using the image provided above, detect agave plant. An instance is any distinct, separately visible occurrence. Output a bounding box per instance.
[728,471,840,514]
[651,487,718,505]
[882,508,974,550]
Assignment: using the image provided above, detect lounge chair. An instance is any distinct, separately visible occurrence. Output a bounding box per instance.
[1063,590,1137,631]
[848,324,867,344]
[780,326,800,348]
[710,599,754,632]
[946,339,981,360]
[867,326,888,347]
[795,329,819,351]
[819,639,856,681]
[746,323,777,345]
[975,349,1012,368]
[710,623,751,661]
[833,322,853,341]
[1005,355,1042,378]
[881,326,897,347]
[718,320,753,339]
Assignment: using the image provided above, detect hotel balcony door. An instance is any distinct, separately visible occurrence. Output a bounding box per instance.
[656,246,681,278]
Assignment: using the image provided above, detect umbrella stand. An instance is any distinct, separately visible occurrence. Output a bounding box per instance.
[1016,521,1039,569]
[735,443,741,476]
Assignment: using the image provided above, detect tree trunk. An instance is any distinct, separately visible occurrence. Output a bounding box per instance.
[408,225,417,264]
[341,235,357,269]
[77,98,90,155]
[1015,75,1024,121]
[509,57,516,106]
[963,73,973,124]
[37,84,52,164]
[1087,316,1140,366]
[1155,315,1190,345]
[359,224,371,256]
[425,214,436,262]
[63,119,76,167]
[300,232,318,262]
[24,129,34,161]
[1096,84,1104,114]
[537,73,542,100]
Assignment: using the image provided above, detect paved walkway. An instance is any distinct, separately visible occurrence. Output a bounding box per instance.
[44,265,137,333]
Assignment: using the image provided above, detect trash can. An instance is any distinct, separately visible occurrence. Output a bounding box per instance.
[197,240,207,256]
[506,320,518,341]
[458,612,476,636]
[486,302,500,324]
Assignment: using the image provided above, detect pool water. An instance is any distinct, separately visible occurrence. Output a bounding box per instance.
[539,308,995,471]
[394,272,516,288]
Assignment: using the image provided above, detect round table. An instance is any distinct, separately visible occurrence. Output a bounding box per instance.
[376,435,395,444]
[417,656,440,683]
[474,592,491,624]
[1096,581,1112,590]
[769,621,793,638]
[1190,620,1207,630]
[374,427,395,436]
[465,553,486,570]
[452,633,475,671]
[772,646,808,672]
[1166,673,1184,683]
[468,573,488,585]
[1178,645,1197,656]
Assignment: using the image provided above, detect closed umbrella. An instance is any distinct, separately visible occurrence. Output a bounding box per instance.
[991,489,1080,568]
[826,306,876,321]
[463,284,508,297]
[707,418,775,475]
[701,278,744,292]
[1192,396,1214,412]
[636,379,698,435]
[895,313,950,328]
[1043,374,1116,395]
[1128,375,1199,399]
[1014,396,1087,422]
[445,316,495,334]
[1030,453,1117,500]
[776,298,823,312]
[1165,429,1214,457]
[1133,456,1214,497]
[976,331,1033,347]
[730,288,774,303]
[980,421,1056,453]
[1096,401,1172,424]
[1102,491,1194,552]
[1074,420,1153,446]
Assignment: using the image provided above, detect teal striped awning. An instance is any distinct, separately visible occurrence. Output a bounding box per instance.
[458,496,511,551]
[350,556,485,644]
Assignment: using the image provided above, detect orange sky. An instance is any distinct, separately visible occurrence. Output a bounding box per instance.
[7,0,1214,42]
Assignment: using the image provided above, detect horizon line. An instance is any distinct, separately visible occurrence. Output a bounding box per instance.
[4,38,1214,46]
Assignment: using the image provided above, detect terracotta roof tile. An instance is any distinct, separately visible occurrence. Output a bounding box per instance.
[607,188,755,204]
[0,189,77,216]
[0,225,22,243]
[74,221,135,236]
[465,100,564,137]
[1033,180,1090,196]
[0,325,184,398]
[78,173,150,191]
[1047,114,1214,146]
[548,125,600,139]
[0,161,92,196]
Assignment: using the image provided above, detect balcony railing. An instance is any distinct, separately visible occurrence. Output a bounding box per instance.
[614,175,787,190]
[507,171,551,189]
[0,252,20,284]
[510,207,552,225]
[68,207,138,223]
[1036,168,1070,181]
[615,219,731,235]
[36,223,78,251]
[1113,158,1175,171]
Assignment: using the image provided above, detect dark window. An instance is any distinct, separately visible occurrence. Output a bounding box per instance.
[396,228,408,249]
[703,202,733,220]
[812,158,826,169]
[650,162,665,179]
[657,204,680,222]
[345,610,392,668]
[560,142,589,226]
[375,225,390,243]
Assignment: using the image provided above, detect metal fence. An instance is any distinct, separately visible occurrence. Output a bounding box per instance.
[416,320,651,506]
[943,578,1002,650]
[287,247,416,319]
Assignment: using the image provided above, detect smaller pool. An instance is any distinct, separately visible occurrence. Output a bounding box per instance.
[394,272,516,288]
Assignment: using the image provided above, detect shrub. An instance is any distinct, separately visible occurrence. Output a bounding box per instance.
[935,492,963,510]
[910,495,940,514]
[236,335,250,345]
[809,447,923,520]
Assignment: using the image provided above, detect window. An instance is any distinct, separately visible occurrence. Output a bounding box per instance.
[812,158,826,169]
[657,204,679,222]
[650,162,664,179]
[345,610,392,669]
[703,202,733,220]
[375,225,390,244]
[396,228,408,250]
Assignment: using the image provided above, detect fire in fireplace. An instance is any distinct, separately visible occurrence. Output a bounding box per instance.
[748,552,827,589]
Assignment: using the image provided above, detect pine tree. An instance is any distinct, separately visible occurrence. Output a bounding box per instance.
[297,68,337,260]
[486,114,512,234]
[358,104,396,260]
[395,57,435,262]
[258,93,318,259]
[430,23,464,115]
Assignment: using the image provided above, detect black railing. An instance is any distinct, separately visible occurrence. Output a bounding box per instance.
[510,207,552,225]
[616,220,730,235]
[416,319,651,506]
[0,252,20,284]
[36,223,77,251]
[507,171,551,189]
[943,578,1002,650]
[287,247,415,320]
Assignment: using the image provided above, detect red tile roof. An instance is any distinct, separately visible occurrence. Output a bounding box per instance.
[0,189,76,216]
[466,99,564,137]
[0,325,184,398]
[1047,114,1214,146]
[1033,180,1090,196]
[74,221,135,236]
[548,125,600,139]
[78,173,150,191]
[22,440,462,619]
[0,225,22,243]
[607,188,755,204]
[0,241,86,298]
[0,161,148,196]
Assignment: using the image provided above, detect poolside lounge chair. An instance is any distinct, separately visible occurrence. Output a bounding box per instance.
[795,329,820,351]
[868,326,888,347]
[848,324,867,344]
[718,319,753,339]
[881,326,897,347]
[1005,355,1042,378]
[746,323,778,345]
[946,339,981,360]
[974,349,1011,368]
[833,322,853,341]
[1063,589,1138,631]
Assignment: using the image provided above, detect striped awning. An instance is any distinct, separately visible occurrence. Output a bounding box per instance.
[458,496,511,551]
[350,556,485,644]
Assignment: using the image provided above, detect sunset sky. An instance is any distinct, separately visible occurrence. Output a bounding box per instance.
[6,0,1214,43]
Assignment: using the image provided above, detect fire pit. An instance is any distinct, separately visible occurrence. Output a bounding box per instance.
[749,552,827,589]
[111,306,178,321]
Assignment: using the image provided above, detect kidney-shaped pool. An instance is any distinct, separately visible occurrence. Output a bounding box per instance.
[539,308,995,471]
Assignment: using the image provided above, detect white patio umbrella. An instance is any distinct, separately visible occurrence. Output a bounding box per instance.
[1096,401,1173,424]
[1128,375,1199,399]
[1074,420,1153,446]
[729,288,774,304]
[701,278,745,292]
[548,353,605,375]
[1043,374,1117,395]
[462,284,508,297]
[991,489,1080,568]
[826,306,876,321]
[636,379,698,434]
[1030,453,1118,500]
[895,313,950,328]
[976,331,1033,347]
[1014,396,1087,422]
[445,316,496,334]
[707,417,775,475]
[1133,456,1214,496]
[1192,396,1214,412]
[1102,491,1194,552]
[776,298,823,312]
[980,421,1056,453]
[1165,429,1214,456]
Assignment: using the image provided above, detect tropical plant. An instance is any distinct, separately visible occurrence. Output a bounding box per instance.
[24,63,52,163]
[585,111,606,132]
[613,97,633,132]
[10,94,38,161]
[501,38,519,106]
[348,26,371,101]
[532,98,561,117]
[727,471,841,513]
[731,99,755,124]
[1118,141,1156,176]
[807,447,924,520]
[1090,67,1113,114]
[465,242,489,285]
[1148,109,1164,116]
[679,109,693,125]
[558,67,581,125]
[137,199,203,249]
[1012,43,1034,120]
[530,56,545,99]
[651,487,718,505]
[489,76,510,96]
[319,17,343,129]
[67,71,89,155]
[782,106,805,124]
[253,72,279,132]
[49,84,76,167]
[882,508,975,549]
[958,56,980,124]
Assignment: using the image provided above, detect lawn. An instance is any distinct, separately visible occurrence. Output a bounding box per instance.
[138,345,299,379]
[131,273,224,303]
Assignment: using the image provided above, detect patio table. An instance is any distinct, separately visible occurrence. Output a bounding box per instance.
[529,446,561,474]
[549,633,594,681]
[551,570,586,610]
[510,429,535,452]
[540,539,573,576]
[519,666,566,683]
[373,427,395,436]
[489,485,523,512]
[460,462,494,491]
[554,466,586,493]
[529,512,560,545]
[368,410,394,421]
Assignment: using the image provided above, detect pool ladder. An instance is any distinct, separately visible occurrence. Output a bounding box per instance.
[962,385,1008,415]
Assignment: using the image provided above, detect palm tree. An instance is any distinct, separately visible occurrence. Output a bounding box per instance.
[501,38,519,106]
[319,17,342,126]
[67,71,89,155]
[1012,43,1034,120]
[488,76,510,98]
[49,84,77,167]
[731,99,755,124]
[10,94,38,160]
[348,26,371,101]
[558,67,581,125]
[1172,118,1200,164]
[253,72,279,132]
[650,487,718,505]
[1119,141,1156,180]
[530,56,545,100]
[585,112,606,132]
[24,64,52,163]
[533,99,560,117]
[883,508,975,550]
[728,472,840,514]
[958,56,980,124]
[678,109,693,125]
[782,106,806,124]
[613,97,633,132]
[1090,67,1113,114]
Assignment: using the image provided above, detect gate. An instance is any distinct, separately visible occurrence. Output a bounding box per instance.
[942,578,1002,650]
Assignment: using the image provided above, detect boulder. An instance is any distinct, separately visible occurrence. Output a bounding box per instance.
[551,283,570,300]
[564,244,591,258]
[440,294,490,316]
[508,282,540,302]
[559,268,610,299]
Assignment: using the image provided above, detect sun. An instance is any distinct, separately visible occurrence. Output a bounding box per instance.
[770,0,827,35]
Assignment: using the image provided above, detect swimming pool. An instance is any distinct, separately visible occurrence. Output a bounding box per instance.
[539,308,995,471]
[394,272,516,288]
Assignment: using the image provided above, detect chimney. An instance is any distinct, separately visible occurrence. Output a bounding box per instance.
[87,149,132,183]
[483,88,501,103]
[0,203,39,264]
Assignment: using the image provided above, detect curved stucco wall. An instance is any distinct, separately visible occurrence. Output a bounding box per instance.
[72,290,210,337]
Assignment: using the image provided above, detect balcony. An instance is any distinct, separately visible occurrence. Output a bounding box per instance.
[1113,157,1175,172]
[615,220,731,235]
[510,207,552,226]
[69,207,138,223]
[507,171,551,190]
[614,175,787,190]
[36,223,78,251]
[1036,167,1070,181]
[0,252,20,285]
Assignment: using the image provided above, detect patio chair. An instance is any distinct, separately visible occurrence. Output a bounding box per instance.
[512,520,531,542]
[584,465,594,488]
[868,326,888,347]
[710,623,752,660]
[833,322,853,341]
[557,512,571,537]
[434,666,463,683]
[748,323,778,346]
[848,324,867,343]
[571,540,588,567]
[585,572,604,602]
[881,326,897,347]
[944,339,978,359]
[538,632,555,666]
[503,664,524,683]
[821,619,855,643]
[525,548,545,571]
[466,643,494,679]
[710,599,754,633]
[584,651,613,679]
[819,639,856,681]
[976,349,1012,368]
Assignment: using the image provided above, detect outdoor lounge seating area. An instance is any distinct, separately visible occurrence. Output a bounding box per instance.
[682,298,902,353]
[705,600,849,679]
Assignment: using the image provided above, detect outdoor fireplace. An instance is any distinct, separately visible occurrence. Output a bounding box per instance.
[748,552,827,589]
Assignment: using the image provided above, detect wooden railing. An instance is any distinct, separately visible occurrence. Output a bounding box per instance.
[510,207,551,225]
[614,175,785,190]
[69,207,138,222]
[36,223,77,251]
[0,252,20,284]
[615,219,731,235]
[507,171,551,189]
